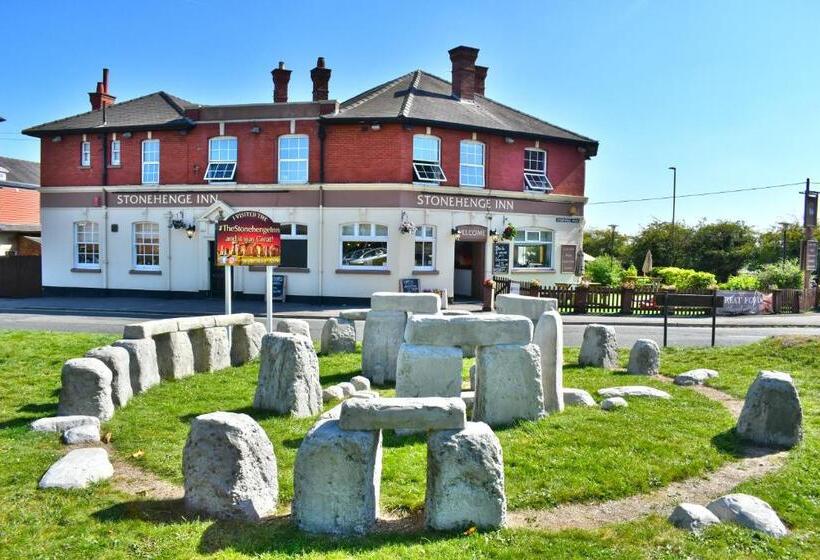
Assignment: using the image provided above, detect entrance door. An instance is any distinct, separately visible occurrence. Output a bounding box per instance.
[208,240,233,297]
[453,240,485,300]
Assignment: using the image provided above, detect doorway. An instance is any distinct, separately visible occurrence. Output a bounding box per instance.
[208,240,234,298]
[453,240,485,300]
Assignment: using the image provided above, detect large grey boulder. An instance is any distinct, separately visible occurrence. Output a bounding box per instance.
[404,314,532,348]
[62,424,101,445]
[320,317,356,355]
[293,418,382,535]
[31,415,100,433]
[189,327,231,373]
[674,368,718,386]
[57,358,115,421]
[339,397,466,431]
[736,370,803,449]
[706,494,789,538]
[361,309,407,385]
[113,338,160,394]
[39,448,113,489]
[154,331,195,380]
[601,396,628,410]
[669,503,721,532]
[598,386,671,400]
[426,422,506,530]
[473,344,544,427]
[253,332,322,417]
[495,294,557,323]
[563,388,596,407]
[231,322,266,366]
[533,310,564,413]
[395,344,463,398]
[85,345,132,407]
[626,339,660,375]
[371,291,440,314]
[578,324,618,369]
[276,318,312,340]
[183,412,278,522]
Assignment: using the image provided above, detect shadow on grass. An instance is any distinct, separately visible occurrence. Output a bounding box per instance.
[18,402,56,414]
[0,416,38,430]
[711,428,783,458]
[320,370,364,386]
[178,407,283,425]
[93,498,191,525]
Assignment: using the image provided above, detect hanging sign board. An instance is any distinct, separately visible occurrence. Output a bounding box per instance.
[271,274,286,302]
[216,211,280,267]
[454,224,488,242]
[561,245,577,273]
[400,278,421,293]
[804,191,818,228]
[493,243,510,274]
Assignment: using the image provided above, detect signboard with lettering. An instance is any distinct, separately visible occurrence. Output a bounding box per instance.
[111,192,222,207]
[493,243,510,274]
[400,278,421,293]
[561,245,577,273]
[556,217,581,223]
[271,274,286,302]
[716,290,764,316]
[803,239,818,271]
[215,211,281,267]
[454,224,488,242]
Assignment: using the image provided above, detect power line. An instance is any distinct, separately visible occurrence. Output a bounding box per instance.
[588,181,806,206]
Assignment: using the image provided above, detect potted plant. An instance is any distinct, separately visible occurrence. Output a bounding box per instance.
[482,278,496,311]
[501,224,517,241]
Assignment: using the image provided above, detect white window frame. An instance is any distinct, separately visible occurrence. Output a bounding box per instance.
[339,223,389,270]
[459,140,485,188]
[73,221,100,269]
[204,136,237,182]
[80,141,91,167]
[511,228,554,270]
[132,221,161,270]
[277,134,309,184]
[141,139,160,185]
[412,134,446,184]
[110,140,121,166]
[523,148,553,192]
[413,225,436,270]
[279,223,309,268]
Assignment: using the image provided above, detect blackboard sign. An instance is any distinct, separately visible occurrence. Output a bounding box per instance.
[271,274,286,302]
[561,245,577,273]
[400,278,420,293]
[493,243,510,274]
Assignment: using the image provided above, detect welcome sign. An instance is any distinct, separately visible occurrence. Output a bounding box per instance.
[216,211,281,267]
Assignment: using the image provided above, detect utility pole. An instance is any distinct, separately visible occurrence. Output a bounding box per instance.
[608,224,617,257]
[668,166,677,265]
[778,222,790,264]
[802,178,818,298]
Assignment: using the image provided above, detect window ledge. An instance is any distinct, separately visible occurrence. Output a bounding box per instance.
[129,269,162,275]
[335,268,391,275]
[412,269,439,275]
[108,165,122,169]
[79,166,91,170]
[71,267,101,273]
[248,266,311,273]
[511,268,555,273]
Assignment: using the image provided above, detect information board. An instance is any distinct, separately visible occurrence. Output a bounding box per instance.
[804,239,818,271]
[271,274,286,302]
[561,245,577,273]
[400,278,421,293]
[216,211,280,267]
[493,243,510,274]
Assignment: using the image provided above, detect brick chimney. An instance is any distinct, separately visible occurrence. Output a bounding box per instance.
[310,57,331,101]
[474,65,488,96]
[89,68,116,110]
[448,46,480,100]
[271,61,292,103]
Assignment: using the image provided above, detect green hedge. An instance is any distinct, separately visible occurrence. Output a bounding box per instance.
[653,267,717,291]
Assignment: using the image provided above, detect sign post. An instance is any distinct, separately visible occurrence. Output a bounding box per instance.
[216,211,281,332]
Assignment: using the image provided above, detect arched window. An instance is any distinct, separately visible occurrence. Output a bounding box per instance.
[459,140,485,188]
[412,135,445,183]
[278,134,309,184]
[205,136,237,182]
[523,148,552,192]
[512,228,553,269]
[340,223,388,269]
[73,221,100,269]
[414,225,435,270]
[141,139,160,184]
[132,222,161,270]
[280,223,308,269]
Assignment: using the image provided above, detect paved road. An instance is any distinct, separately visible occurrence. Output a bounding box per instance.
[1,313,818,348]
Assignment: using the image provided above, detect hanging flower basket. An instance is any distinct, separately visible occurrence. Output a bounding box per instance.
[501,224,517,240]
[399,220,417,235]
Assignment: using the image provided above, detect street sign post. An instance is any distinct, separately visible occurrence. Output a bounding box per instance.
[655,293,725,347]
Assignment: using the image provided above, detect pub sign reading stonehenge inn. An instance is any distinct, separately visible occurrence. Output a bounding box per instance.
[215,211,281,267]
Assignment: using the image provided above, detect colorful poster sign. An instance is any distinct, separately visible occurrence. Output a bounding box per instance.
[216,211,280,266]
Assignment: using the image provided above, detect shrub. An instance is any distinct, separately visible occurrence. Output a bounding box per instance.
[756,259,803,290]
[585,256,624,286]
[720,274,760,291]
[653,267,717,291]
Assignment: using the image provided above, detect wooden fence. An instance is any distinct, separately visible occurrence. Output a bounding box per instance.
[0,256,42,297]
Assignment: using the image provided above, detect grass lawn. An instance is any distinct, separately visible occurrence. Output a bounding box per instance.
[0,329,817,559]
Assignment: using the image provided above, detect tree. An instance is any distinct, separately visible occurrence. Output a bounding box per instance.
[751,222,807,269]
[582,227,630,260]
[626,220,694,271]
[688,220,756,282]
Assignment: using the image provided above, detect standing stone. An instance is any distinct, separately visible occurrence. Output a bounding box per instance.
[113,338,160,394]
[85,345,132,407]
[231,322,266,366]
[426,422,506,530]
[361,309,407,385]
[293,418,382,535]
[495,294,557,323]
[668,503,721,532]
[276,319,312,340]
[154,331,195,380]
[396,344,463,398]
[320,317,356,355]
[627,339,660,375]
[183,412,278,522]
[253,333,322,417]
[736,370,803,449]
[473,344,544,427]
[533,310,564,414]
[578,324,618,369]
[706,494,789,538]
[189,327,231,373]
[39,448,114,489]
[57,358,115,421]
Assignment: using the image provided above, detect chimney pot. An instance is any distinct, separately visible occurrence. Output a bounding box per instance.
[310,57,332,101]
[448,46,480,100]
[102,68,109,92]
[89,68,116,110]
[474,65,488,96]
[271,61,292,103]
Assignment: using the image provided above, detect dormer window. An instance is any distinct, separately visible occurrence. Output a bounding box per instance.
[412,135,446,183]
[524,148,552,192]
[204,137,237,182]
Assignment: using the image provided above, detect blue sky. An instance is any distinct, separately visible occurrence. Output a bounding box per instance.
[2,0,818,234]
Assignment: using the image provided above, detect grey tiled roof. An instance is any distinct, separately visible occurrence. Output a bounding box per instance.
[22,92,199,136]
[0,156,40,188]
[325,70,598,154]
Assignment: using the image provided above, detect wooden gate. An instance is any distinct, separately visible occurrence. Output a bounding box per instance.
[0,256,42,297]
